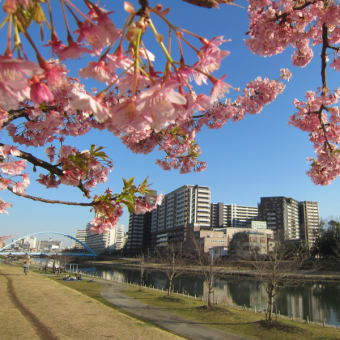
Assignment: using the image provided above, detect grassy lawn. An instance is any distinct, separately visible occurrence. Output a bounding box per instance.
[42,271,179,332]
[1,265,182,340]
[48,275,113,307]
[123,287,340,340]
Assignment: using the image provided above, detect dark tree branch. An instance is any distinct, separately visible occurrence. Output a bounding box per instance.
[0,142,64,177]
[138,0,149,16]
[182,0,232,8]
[3,109,29,128]
[3,105,59,128]
[7,186,95,207]
[318,24,334,153]
[321,23,328,94]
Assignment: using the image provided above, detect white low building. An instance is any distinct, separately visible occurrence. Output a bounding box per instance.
[85,224,117,254]
[74,228,86,249]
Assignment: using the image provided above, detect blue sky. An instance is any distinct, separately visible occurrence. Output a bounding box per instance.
[1,0,339,244]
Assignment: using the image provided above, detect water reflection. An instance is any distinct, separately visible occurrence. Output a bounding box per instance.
[79,265,340,327]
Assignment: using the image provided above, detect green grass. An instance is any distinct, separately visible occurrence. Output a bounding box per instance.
[43,273,169,332]
[29,267,118,309]
[49,276,119,309]
[123,287,340,340]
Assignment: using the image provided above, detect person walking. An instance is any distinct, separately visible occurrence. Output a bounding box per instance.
[23,254,31,275]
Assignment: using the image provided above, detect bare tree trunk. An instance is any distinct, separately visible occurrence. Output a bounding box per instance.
[266,285,274,322]
[160,247,183,297]
[206,259,215,308]
[139,254,145,291]
[168,277,173,296]
[207,280,213,307]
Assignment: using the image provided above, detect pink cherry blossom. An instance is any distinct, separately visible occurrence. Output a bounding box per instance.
[30,81,54,104]
[45,146,56,163]
[209,75,231,104]
[330,55,340,71]
[69,87,111,123]
[0,177,11,190]
[76,9,120,55]
[36,174,61,188]
[0,56,42,109]
[13,174,30,194]
[56,41,91,61]
[0,199,12,214]
[79,60,117,84]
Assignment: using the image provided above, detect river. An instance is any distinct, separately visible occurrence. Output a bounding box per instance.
[77,264,340,327]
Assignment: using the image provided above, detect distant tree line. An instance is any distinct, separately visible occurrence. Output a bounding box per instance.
[312,220,340,259]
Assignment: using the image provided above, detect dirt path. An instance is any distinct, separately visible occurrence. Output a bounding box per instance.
[100,280,250,340]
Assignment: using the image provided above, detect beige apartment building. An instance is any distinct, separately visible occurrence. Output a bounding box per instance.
[150,185,211,248]
[211,203,258,228]
[299,201,320,248]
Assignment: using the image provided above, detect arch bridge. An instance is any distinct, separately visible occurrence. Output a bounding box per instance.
[0,231,97,257]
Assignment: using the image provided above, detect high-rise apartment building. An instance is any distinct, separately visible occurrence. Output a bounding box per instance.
[114,224,126,250]
[258,197,300,241]
[126,211,153,252]
[299,201,320,248]
[74,228,86,249]
[127,185,211,251]
[149,185,211,247]
[151,185,211,232]
[211,203,258,228]
[126,191,157,253]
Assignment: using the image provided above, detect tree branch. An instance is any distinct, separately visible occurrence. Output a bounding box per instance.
[182,0,232,8]
[7,186,95,206]
[321,23,328,94]
[0,142,64,177]
[3,108,29,128]
[3,105,60,128]
[0,143,91,197]
[318,24,334,153]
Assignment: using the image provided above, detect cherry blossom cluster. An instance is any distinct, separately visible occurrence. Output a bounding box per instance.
[290,88,340,185]
[0,144,29,211]
[134,192,164,214]
[246,0,331,65]
[246,0,340,184]
[0,0,298,231]
[35,144,111,195]
[89,184,163,232]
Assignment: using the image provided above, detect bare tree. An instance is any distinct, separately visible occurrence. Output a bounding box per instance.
[138,253,145,291]
[191,236,221,308]
[252,243,305,323]
[157,244,185,296]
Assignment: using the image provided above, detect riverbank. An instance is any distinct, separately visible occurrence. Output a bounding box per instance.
[0,263,182,340]
[3,263,340,340]
[43,268,340,340]
[83,258,340,282]
[121,285,340,340]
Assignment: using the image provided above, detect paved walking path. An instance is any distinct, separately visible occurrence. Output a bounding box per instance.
[0,264,182,340]
[99,279,250,340]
